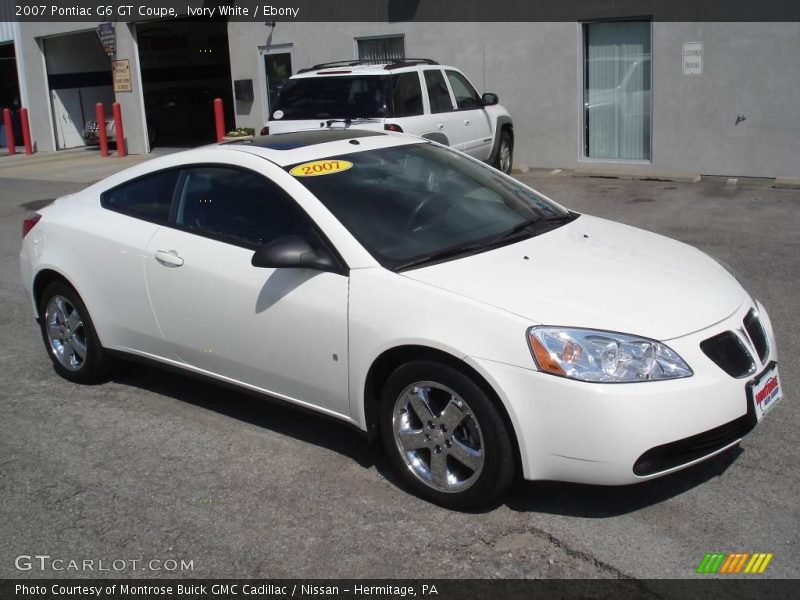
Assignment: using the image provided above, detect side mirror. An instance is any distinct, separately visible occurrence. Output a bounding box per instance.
[481,92,499,106]
[251,235,336,272]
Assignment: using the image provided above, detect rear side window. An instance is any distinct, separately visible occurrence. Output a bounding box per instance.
[424,70,454,113]
[174,166,312,249]
[445,71,482,110]
[101,169,180,224]
[390,72,423,117]
[272,76,388,120]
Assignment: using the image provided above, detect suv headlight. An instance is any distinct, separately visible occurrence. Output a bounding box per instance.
[527,327,692,383]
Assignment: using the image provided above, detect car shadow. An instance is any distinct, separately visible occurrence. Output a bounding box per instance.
[111,361,382,472]
[504,445,743,517]
[112,361,744,516]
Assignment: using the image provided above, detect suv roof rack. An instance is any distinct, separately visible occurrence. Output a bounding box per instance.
[384,58,439,70]
[297,58,439,74]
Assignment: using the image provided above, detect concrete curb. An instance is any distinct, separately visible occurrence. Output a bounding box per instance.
[773,177,800,189]
[574,164,701,183]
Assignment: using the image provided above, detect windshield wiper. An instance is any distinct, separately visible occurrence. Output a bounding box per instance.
[394,239,495,271]
[394,213,579,272]
[491,212,578,243]
[323,118,382,127]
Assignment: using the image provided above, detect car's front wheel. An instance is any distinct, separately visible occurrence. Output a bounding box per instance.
[38,281,111,383]
[379,360,515,509]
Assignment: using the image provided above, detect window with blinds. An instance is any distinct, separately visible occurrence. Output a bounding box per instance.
[356,35,405,63]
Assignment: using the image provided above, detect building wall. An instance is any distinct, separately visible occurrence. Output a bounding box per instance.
[16,21,147,153]
[228,21,800,178]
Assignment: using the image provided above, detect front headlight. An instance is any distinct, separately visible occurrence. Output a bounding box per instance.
[527,327,693,383]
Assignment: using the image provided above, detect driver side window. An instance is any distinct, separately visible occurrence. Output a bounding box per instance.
[173,166,312,249]
[445,71,481,110]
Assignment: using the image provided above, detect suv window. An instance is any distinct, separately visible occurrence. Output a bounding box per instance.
[424,70,454,113]
[174,167,312,249]
[101,169,180,224]
[391,72,423,117]
[272,76,388,120]
[445,71,481,110]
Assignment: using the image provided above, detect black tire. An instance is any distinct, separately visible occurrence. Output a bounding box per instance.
[493,129,514,174]
[379,360,515,510]
[38,281,111,384]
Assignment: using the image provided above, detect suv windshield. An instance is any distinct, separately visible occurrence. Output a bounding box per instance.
[288,143,575,270]
[273,75,389,120]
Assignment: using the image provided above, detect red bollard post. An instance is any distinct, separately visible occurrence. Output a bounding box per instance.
[3,108,16,155]
[95,102,109,157]
[112,102,126,157]
[213,98,225,143]
[20,108,33,155]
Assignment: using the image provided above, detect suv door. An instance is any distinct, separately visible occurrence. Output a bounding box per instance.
[444,70,493,160]
[143,163,350,417]
[419,68,465,148]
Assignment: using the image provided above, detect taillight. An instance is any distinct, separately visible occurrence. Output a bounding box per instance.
[22,213,42,238]
[384,124,403,133]
[260,126,269,135]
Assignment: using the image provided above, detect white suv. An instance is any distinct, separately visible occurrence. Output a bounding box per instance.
[264,59,515,173]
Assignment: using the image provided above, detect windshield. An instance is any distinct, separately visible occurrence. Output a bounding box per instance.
[272,76,389,120]
[287,143,574,270]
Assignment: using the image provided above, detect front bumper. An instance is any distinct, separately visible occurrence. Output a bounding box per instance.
[467,299,779,485]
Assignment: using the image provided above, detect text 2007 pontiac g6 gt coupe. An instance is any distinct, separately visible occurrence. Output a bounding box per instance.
[20,130,783,509]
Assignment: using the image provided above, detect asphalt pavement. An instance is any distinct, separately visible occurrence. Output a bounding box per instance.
[0,155,797,580]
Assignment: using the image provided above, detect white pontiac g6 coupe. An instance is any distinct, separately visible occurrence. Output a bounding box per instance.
[19,130,783,509]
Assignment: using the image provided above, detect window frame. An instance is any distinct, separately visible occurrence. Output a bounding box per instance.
[99,167,183,225]
[354,34,406,63]
[422,68,456,114]
[389,71,425,118]
[580,18,654,163]
[444,69,483,112]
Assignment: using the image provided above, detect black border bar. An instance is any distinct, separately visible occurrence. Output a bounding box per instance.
[7,1,800,22]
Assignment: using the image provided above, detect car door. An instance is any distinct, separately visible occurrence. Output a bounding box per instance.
[444,70,493,160]
[143,163,350,418]
[87,168,183,359]
[418,68,465,149]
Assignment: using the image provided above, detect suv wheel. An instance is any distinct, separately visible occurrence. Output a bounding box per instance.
[379,360,515,509]
[494,130,513,174]
[38,282,111,383]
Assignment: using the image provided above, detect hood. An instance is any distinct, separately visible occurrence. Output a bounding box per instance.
[401,215,746,341]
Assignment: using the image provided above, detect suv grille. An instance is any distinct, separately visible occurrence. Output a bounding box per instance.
[700,331,756,378]
[743,309,769,362]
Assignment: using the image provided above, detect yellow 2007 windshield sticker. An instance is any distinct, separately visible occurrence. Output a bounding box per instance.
[290,159,353,177]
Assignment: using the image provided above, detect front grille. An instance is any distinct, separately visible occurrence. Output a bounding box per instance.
[743,309,769,362]
[633,411,756,476]
[86,122,99,132]
[700,331,756,378]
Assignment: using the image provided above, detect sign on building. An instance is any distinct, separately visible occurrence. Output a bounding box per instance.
[682,42,703,76]
[97,22,115,56]
[112,59,132,93]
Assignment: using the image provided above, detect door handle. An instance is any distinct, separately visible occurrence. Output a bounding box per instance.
[436,123,444,130]
[154,250,184,267]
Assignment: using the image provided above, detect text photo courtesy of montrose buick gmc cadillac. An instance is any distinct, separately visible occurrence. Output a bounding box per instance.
[19,130,782,509]
[263,59,515,174]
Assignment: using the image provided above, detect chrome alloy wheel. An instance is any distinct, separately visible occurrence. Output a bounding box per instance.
[392,381,485,493]
[45,295,87,371]
[498,138,512,173]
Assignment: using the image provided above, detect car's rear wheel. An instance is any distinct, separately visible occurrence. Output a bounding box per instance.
[38,282,110,383]
[494,129,513,174]
[379,360,515,509]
